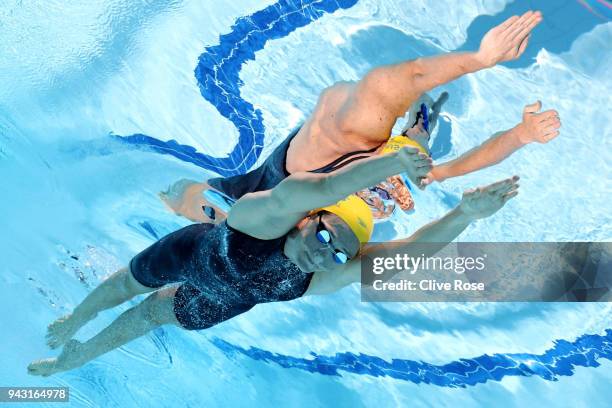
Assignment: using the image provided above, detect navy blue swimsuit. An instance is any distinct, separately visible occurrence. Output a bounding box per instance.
[130,222,313,330]
[132,127,378,330]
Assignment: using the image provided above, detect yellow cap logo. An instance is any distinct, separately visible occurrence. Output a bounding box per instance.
[381,135,429,156]
[319,195,373,244]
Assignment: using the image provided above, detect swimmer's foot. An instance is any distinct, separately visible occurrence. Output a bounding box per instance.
[403,91,450,136]
[46,314,86,349]
[28,340,84,377]
[430,91,449,124]
[160,179,223,223]
[159,178,200,214]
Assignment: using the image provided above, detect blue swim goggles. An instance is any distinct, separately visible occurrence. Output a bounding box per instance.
[315,214,350,264]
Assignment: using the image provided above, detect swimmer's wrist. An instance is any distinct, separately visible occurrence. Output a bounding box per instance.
[512,123,531,145]
[453,205,479,223]
[473,50,495,70]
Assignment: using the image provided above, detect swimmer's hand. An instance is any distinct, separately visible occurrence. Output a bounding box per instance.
[516,101,561,144]
[396,146,433,187]
[458,176,519,220]
[476,11,542,68]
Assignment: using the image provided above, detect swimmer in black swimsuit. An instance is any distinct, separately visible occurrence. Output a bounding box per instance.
[29,145,520,376]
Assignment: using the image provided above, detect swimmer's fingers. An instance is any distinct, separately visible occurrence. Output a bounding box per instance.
[500,11,541,60]
[539,117,561,129]
[502,190,519,203]
[497,15,520,33]
[418,173,435,190]
[538,114,561,143]
[414,152,432,162]
[493,182,519,197]
[398,146,420,157]
[486,176,520,193]
[415,162,433,179]
[416,157,433,176]
[542,122,561,134]
[523,100,542,115]
[407,150,431,165]
[504,11,538,39]
[517,34,530,57]
[537,109,559,122]
[508,11,542,44]
[543,130,560,142]
[415,156,433,168]
[500,11,531,39]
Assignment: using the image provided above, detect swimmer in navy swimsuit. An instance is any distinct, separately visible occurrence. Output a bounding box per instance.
[30,143,520,376]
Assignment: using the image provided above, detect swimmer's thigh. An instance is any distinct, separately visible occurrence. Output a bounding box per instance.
[129,223,215,289]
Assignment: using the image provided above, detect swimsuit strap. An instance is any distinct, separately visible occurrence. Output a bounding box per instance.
[308,145,380,174]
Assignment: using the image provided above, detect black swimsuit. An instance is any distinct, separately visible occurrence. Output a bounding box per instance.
[131,127,377,330]
[130,222,313,330]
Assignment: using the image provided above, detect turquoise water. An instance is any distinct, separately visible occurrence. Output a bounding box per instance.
[1,0,611,406]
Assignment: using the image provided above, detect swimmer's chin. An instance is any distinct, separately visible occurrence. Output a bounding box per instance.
[284,231,315,272]
[294,251,315,273]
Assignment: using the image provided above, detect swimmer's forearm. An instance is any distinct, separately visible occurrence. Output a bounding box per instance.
[402,206,473,244]
[432,126,525,182]
[323,153,406,201]
[352,52,486,122]
[361,207,472,285]
[238,152,409,228]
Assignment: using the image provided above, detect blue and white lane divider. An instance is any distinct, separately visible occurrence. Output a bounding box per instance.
[212,329,612,387]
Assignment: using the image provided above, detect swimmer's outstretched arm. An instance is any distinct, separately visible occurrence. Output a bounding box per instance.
[426,101,561,184]
[228,146,432,238]
[305,177,520,294]
[334,12,542,140]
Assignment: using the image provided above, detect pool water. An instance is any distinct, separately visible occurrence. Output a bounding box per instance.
[1,0,611,406]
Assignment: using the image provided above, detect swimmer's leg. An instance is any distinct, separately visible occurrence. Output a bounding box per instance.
[30,286,180,377]
[46,267,154,349]
[159,179,226,223]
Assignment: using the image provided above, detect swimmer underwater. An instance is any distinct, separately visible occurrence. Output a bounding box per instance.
[28,11,555,376]
[29,140,519,376]
[163,11,560,223]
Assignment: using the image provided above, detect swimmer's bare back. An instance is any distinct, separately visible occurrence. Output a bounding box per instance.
[286,81,393,173]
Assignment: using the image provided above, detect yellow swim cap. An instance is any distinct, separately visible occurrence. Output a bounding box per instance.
[381,135,429,156]
[318,195,373,244]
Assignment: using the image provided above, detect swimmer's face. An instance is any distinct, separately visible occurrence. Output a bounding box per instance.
[286,211,360,272]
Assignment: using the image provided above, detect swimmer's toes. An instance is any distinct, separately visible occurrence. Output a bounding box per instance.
[159,179,198,212]
[433,92,449,111]
[46,316,76,349]
[167,179,198,199]
[28,358,57,377]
